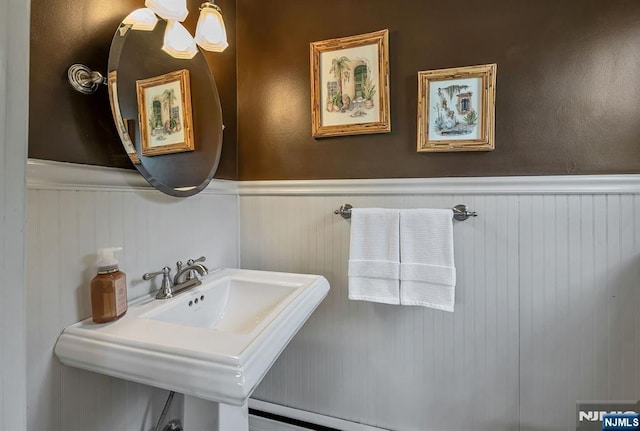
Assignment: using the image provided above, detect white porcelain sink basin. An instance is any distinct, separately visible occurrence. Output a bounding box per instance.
[146,277,299,333]
[55,268,329,406]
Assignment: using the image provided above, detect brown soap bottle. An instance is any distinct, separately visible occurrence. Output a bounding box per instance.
[91,247,128,323]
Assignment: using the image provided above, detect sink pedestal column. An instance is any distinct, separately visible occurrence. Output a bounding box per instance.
[183,395,248,431]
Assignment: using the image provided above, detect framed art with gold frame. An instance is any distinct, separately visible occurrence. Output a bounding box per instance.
[310,29,390,138]
[417,63,496,152]
[136,69,195,156]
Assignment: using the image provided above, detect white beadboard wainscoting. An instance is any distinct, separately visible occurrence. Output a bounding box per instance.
[23,163,640,431]
[1,1,29,429]
[26,160,239,431]
[239,177,640,431]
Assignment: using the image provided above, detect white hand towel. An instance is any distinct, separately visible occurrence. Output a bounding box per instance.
[400,209,456,311]
[348,208,400,304]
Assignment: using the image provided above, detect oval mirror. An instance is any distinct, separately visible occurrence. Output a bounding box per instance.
[107,19,223,197]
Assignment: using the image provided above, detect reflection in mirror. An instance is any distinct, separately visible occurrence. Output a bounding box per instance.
[108,19,223,197]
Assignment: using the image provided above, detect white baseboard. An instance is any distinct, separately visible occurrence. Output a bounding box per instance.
[249,399,389,431]
[250,415,311,431]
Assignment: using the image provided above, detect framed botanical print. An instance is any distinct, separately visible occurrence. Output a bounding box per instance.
[310,29,391,137]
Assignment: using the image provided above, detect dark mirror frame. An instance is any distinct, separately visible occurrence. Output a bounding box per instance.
[108,20,223,197]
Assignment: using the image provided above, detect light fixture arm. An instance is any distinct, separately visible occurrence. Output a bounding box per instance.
[200,1,221,12]
[67,64,107,95]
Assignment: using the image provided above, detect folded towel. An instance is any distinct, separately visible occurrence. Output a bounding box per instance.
[348,208,400,304]
[400,209,456,311]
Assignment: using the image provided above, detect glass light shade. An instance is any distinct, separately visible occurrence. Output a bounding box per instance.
[145,0,188,21]
[194,5,228,52]
[122,8,159,31]
[162,21,198,59]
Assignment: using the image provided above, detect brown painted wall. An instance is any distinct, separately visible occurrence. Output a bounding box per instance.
[237,0,640,180]
[29,0,238,179]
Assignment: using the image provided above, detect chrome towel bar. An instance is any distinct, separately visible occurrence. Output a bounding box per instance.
[334,204,478,221]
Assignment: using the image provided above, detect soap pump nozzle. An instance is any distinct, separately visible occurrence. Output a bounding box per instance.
[96,247,122,274]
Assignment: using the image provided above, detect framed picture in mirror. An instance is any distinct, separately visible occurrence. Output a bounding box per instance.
[108,71,140,164]
[136,69,195,156]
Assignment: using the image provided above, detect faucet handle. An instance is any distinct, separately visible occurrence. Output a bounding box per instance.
[143,267,174,299]
[187,256,206,265]
[143,266,171,280]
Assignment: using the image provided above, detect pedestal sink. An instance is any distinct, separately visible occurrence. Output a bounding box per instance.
[55,268,329,430]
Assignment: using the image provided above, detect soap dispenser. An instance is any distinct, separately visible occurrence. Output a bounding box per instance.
[91,247,128,323]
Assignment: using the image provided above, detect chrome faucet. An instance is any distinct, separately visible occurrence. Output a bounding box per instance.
[174,256,208,286]
[143,256,209,299]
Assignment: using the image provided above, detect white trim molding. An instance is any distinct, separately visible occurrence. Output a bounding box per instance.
[26,159,640,196]
[249,399,390,431]
[27,159,149,190]
[27,159,238,194]
[237,175,640,196]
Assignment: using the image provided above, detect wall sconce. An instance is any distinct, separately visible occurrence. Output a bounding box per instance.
[145,0,189,21]
[146,0,229,59]
[162,20,198,59]
[194,2,228,52]
[122,8,159,31]
[67,1,229,94]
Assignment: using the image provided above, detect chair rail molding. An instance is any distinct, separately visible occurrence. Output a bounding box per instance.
[237,175,640,196]
[27,159,238,194]
[27,159,640,196]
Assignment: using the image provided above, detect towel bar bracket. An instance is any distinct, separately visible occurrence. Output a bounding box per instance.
[334,204,353,219]
[333,203,477,221]
[452,204,478,221]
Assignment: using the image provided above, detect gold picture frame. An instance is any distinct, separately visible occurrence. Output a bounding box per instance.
[136,69,195,156]
[417,63,496,152]
[107,71,140,164]
[310,29,391,138]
